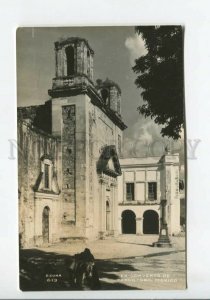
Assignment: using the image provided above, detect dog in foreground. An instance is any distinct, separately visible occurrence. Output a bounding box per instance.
[69,248,101,290]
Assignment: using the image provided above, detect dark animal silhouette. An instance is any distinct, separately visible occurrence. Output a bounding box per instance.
[69,248,101,290]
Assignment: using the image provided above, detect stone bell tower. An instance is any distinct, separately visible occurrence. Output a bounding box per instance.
[47,37,127,241]
[54,37,94,81]
[48,37,98,239]
[48,37,98,137]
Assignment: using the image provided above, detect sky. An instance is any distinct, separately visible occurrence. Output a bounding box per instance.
[16,26,184,162]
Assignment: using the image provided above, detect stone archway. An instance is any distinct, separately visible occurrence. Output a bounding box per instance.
[42,206,50,243]
[143,210,159,234]
[121,210,136,234]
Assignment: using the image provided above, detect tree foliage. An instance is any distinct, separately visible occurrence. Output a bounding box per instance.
[133,26,184,139]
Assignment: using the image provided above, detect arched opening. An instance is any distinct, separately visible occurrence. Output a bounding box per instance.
[121,210,136,234]
[143,210,159,234]
[101,89,109,105]
[117,97,121,114]
[87,50,90,77]
[42,206,50,243]
[106,200,111,231]
[65,46,74,76]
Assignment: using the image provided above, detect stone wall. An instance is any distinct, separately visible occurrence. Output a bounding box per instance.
[51,95,89,239]
[87,101,123,239]
[18,120,61,247]
[18,102,52,134]
[109,86,121,115]
[54,38,94,81]
[61,105,76,223]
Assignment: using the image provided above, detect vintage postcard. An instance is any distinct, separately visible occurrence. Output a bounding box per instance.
[17,26,186,291]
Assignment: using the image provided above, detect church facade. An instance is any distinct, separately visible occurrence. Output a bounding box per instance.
[18,37,181,248]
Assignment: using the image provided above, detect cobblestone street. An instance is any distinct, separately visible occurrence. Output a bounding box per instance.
[20,235,186,290]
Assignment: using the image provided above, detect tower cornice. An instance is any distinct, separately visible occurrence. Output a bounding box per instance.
[48,78,127,131]
[54,37,94,54]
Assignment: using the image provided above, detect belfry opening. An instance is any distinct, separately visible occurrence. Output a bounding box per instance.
[65,46,74,76]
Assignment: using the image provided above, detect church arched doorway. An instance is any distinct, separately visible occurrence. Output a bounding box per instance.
[143,210,159,234]
[121,210,136,234]
[42,206,50,243]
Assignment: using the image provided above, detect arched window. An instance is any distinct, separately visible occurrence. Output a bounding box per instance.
[40,157,53,190]
[65,46,74,76]
[117,97,121,114]
[101,89,109,105]
[44,163,50,188]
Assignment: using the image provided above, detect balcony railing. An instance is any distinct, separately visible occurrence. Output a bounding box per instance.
[52,74,95,90]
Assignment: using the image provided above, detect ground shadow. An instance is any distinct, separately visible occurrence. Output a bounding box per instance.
[143,249,185,258]
[96,258,142,290]
[20,248,143,291]
[100,281,141,290]
[20,249,73,291]
[117,241,154,247]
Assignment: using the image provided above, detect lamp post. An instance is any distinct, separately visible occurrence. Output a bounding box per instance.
[153,145,173,247]
[153,199,172,247]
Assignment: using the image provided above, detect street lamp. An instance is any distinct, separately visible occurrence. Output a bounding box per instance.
[153,199,172,247]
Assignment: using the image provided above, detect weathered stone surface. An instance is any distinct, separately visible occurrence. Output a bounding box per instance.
[54,37,94,81]
[18,120,61,248]
[96,79,122,117]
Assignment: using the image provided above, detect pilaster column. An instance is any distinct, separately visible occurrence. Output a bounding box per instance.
[118,217,122,234]
[136,217,143,235]
[111,180,118,236]
[99,175,107,239]
[109,185,114,234]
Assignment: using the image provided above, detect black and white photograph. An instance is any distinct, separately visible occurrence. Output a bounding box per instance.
[17,26,186,291]
[2,0,210,299]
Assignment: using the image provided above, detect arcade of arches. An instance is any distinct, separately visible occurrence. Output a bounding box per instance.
[121,209,159,235]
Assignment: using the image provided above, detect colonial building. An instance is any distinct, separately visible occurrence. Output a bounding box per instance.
[18,37,181,248]
[118,153,181,236]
